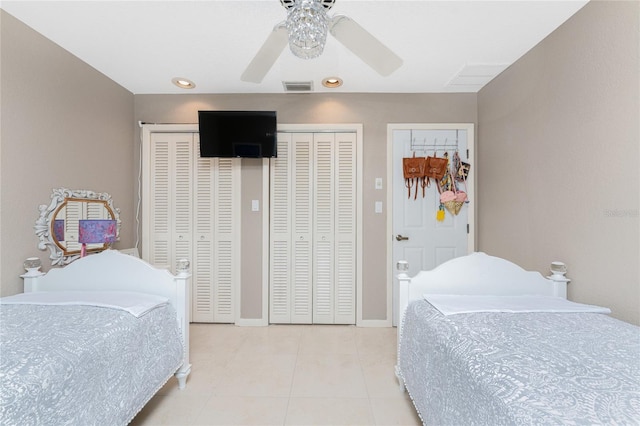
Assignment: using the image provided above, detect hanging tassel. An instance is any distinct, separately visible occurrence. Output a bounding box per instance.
[436,204,445,222]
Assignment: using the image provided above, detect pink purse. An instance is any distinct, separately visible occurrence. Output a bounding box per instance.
[455,191,467,202]
[439,190,456,203]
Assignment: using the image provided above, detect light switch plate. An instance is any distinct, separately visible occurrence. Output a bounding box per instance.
[251,200,259,211]
[375,201,383,213]
[375,178,383,190]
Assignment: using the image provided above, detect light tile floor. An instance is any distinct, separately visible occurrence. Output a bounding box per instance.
[130,324,422,426]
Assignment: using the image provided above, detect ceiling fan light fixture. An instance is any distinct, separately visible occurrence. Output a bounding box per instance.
[171,77,196,89]
[286,0,330,59]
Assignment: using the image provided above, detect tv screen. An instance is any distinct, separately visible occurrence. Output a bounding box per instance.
[198,110,277,158]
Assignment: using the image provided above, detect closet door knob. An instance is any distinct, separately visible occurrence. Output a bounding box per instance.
[395,234,409,241]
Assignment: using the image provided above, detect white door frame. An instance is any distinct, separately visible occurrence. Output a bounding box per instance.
[386,123,476,325]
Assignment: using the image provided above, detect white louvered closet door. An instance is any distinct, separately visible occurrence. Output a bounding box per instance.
[212,158,236,323]
[60,200,111,253]
[145,131,238,324]
[192,137,215,322]
[192,146,238,322]
[291,133,314,323]
[313,132,356,324]
[148,133,193,271]
[333,132,356,324]
[270,131,356,324]
[312,133,335,323]
[269,132,314,323]
[63,200,82,252]
[269,132,292,323]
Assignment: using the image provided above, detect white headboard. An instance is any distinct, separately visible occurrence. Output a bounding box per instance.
[23,250,186,305]
[396,252,571,335]
[399,252,568,302]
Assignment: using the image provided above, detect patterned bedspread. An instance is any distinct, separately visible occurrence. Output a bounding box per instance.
[398,300,640,425]
[0,303,183,426]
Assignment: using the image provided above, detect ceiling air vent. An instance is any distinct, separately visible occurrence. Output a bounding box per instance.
[446,64,509,91]
[282,81,313,92]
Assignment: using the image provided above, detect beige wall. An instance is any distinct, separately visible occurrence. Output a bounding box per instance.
[134,94,477,321]
[477,0,639,324]
[0,11,135,296]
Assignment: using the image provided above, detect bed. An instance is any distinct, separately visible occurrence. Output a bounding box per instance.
[395,252,640,425]
[0,249,192,426]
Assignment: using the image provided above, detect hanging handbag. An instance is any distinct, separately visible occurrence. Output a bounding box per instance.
[425,154,448,181]
[434,153,451,220]
[440,154,468,216]
[436,152,452,193]
[452,151,471,182]
[402,152,426,199]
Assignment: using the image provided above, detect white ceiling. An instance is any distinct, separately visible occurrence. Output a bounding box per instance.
[1,0,589,95]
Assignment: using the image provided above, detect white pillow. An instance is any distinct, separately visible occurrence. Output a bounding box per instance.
[423,294,611,316]
[0,291,169,317]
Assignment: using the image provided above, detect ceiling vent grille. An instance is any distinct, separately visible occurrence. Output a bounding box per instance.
[282,81,314,92]
[446,64,509,90]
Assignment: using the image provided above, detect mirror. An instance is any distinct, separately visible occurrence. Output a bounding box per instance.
[35,188,121,265]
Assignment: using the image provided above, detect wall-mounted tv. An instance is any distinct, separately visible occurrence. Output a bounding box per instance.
[198,110,277,158]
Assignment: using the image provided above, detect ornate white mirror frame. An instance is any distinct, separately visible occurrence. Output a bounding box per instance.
[35,188,121,265]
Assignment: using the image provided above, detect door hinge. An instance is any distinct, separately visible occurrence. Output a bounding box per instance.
[467,224,470,234]
[466,149,469,158]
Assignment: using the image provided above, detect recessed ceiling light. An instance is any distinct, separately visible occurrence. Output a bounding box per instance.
[322,77,343,88]
[172,77,196,89]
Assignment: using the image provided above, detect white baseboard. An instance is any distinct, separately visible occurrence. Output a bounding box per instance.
[357,319,393,328]
[234,318,393,327]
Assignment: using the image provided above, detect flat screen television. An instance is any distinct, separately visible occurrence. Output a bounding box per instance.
[198,110,277,158]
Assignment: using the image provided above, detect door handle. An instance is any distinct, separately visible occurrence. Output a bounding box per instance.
[395,234,409,241]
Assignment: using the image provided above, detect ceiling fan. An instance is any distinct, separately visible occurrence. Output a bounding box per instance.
[241,0,403,83]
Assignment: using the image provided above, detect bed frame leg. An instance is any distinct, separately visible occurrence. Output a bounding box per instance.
[175,364,191,390]
[395,365,406,392]
[174,260,192,390]
[396,261,410,394]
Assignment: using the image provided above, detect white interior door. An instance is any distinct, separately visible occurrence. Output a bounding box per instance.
[390,124,474,325]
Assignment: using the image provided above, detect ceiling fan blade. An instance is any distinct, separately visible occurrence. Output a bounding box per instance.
[241,23,288,83]
[329,15,403,77]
